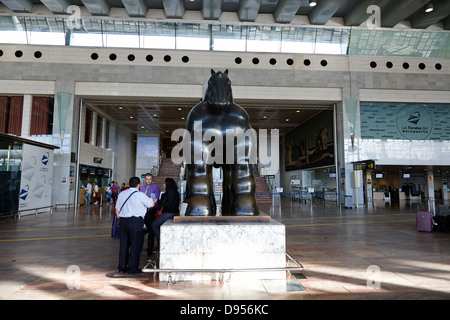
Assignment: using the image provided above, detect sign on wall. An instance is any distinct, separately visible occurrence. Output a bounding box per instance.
[18,144,53,213]
[361,103,450,141]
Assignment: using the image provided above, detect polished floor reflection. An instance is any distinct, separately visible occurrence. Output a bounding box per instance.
[0,196,449,300]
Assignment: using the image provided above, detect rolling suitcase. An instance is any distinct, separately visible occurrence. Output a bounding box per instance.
[416,211,433,232]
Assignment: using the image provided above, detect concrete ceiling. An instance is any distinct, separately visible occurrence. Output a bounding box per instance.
[1,0,449,29]
[83,99,334,136]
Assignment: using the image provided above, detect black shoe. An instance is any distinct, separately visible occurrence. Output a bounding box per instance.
[128,269,142,275]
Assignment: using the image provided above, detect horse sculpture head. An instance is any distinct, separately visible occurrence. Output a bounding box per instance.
[204,69,233,108]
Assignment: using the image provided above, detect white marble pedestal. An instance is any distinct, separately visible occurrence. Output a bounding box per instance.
[159,217,286,281]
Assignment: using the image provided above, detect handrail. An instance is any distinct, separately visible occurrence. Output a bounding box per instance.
[141,252,303,285]
[16,205,54,219]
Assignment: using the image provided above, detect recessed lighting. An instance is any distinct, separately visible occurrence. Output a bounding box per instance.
[425,2,433,12]
[141,125,144,129]
[309,0,317,7]
[129,116,133,119]
[153,114,158,117]
[178,108,182,111]
[181,117,185,120]
[285,118,290,122]
[119,106,123,110]
[296,110,300,113]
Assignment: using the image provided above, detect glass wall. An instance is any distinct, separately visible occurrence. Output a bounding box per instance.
[0,15,449,57]
[348,29,450,58]
[0,138,22,216]
[0,15,349,55]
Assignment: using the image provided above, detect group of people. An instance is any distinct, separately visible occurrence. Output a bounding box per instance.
[83,181,100,205]
[115,173,180,274]
[83,181,122,205]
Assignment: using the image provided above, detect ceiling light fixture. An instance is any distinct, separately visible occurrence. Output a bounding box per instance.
[425,2,433,12]
[309,0,317,7]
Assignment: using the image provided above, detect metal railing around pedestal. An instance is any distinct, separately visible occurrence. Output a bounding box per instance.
[142,252,303,286]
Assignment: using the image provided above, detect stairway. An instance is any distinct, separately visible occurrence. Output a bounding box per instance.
[255,175,273,204]
[152,158,181,190]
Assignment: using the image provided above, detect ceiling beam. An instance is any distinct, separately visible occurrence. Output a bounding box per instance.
[309,0,344,25]
[343,0,376,26]
[443,16,450,30]
[80,0,110,16]
[222,0,240,12]
[40,0,70,14]
[273,0,302,23]
[162,0,185,19]
[410,0,450,29]
[0,0,33,12]
[380,0,429,27]
[238,0,262,22]
[121,0,148,17]
[203,0,222,20]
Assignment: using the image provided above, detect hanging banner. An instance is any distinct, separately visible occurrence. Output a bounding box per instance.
[345,99,358,148]
[57,92,72,152]
[18,144,54,214]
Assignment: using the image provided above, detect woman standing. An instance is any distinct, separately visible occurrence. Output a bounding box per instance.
[151,178,180,249]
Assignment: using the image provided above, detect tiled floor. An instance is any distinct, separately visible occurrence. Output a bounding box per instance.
[1,197,449,300]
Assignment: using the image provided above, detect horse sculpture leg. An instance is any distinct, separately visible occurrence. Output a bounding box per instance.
[221,164,233,215]
[227,163,259,216]
[185,163,215,216]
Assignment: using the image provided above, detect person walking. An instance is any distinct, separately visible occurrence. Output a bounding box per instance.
[84,181,92,205]
[110,181,120,204]
[93,182,99,204]
[116,176,156,274]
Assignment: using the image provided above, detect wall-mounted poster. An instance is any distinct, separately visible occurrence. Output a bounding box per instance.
[285,110,334,171]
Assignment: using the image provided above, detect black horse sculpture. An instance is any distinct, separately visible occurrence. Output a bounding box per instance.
[184,69,259,216]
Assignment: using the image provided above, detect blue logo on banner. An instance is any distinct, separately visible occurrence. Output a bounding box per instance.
[19,188,29,200]
[41,154,49,166]
[396,105,432,140]
[407,112,420,125]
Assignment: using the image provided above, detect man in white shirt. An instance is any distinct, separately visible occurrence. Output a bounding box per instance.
[116,176,156,274]
[84,181,92,205]
[93,182,99,204]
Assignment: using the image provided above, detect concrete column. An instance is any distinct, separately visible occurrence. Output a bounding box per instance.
[51,80,76,207]
[21,95,32,137]
[365,169,373,201]
[442,175,448,202]
[427,170,434,200]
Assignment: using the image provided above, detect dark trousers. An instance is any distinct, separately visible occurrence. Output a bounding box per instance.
[118,216,145,273]
[152,213,175,243]
[144,207,157,255]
